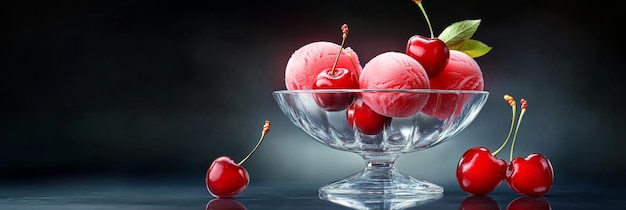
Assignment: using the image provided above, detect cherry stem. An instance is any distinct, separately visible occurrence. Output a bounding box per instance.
[413,0,435,38]
[237,120,271,166]
[492,95,516,157]
[330,24,349,75]
[509,99,527,162]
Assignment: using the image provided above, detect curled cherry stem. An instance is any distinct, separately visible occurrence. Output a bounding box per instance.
[330,24,349,75]
[509,99,528,162]
[238,120,271,166]
[492,95,516,156]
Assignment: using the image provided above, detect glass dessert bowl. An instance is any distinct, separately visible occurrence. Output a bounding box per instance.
[272,89,489,200]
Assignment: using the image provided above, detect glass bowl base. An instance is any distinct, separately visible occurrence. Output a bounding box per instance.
[318,167,444,196]
[318,167,443,209]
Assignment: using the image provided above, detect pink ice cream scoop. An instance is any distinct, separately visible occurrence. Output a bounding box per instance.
[284,41,362,90]
[359,52,430,118]
[422,50,485,120]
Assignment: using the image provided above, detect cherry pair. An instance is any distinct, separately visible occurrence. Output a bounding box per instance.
[456,95,554,196]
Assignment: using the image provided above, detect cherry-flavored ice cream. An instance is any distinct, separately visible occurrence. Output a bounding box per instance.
[422,50,484,119]
[285,41,362,90]
[358,52,430,118]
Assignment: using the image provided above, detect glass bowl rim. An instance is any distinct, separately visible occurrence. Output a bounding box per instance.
[273,89,489,94]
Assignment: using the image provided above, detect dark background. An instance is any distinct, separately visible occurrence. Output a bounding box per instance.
[1,0,623,189]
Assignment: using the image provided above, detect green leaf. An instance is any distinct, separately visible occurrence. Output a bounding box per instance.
[438,19,481,47]
[448,39,492,58]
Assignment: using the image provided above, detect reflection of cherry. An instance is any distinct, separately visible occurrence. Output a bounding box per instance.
[206,198,247,210]
[456,95,517,195]
[459,195,500,210]
[506,196,551,210]
[346,98,391,135]
[504,99,554,196]
[206,121,270,198]
[313,24,358,111]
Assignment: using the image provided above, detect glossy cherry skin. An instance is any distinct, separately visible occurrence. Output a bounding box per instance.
[206,156,250,198]
[456,147,508,195]
[459,195,500,210]
[206,198,247,210]
[406,35,450,77]
[313,68,359,111]
[506,153,554,196]
[506,196,551,210]
[346,98,392,135]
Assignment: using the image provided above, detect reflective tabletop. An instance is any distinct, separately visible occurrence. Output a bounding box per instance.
[0,178,623,210]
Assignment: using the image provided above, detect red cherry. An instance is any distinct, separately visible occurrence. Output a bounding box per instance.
[456,147,508,195]
[506,196,551,210]
[346,98,391,135]
[456,95,519,195]
[503,99,554,196]
[312,24,358,111]
[206,198,247,210]
[459,195,500,210]
[206,121,270,198]
[313,68,359,111]
[406,35,449,77]
[206,156,250,198]
[407,1,450,77]
[505,153,554,196]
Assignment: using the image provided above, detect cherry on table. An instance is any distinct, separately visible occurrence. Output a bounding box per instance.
[503,99,555,196]
[506,153,554,196]
[206,121,271,198]
[456,95,518,195]
[456,147,508,195]
[206,156,250,198]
